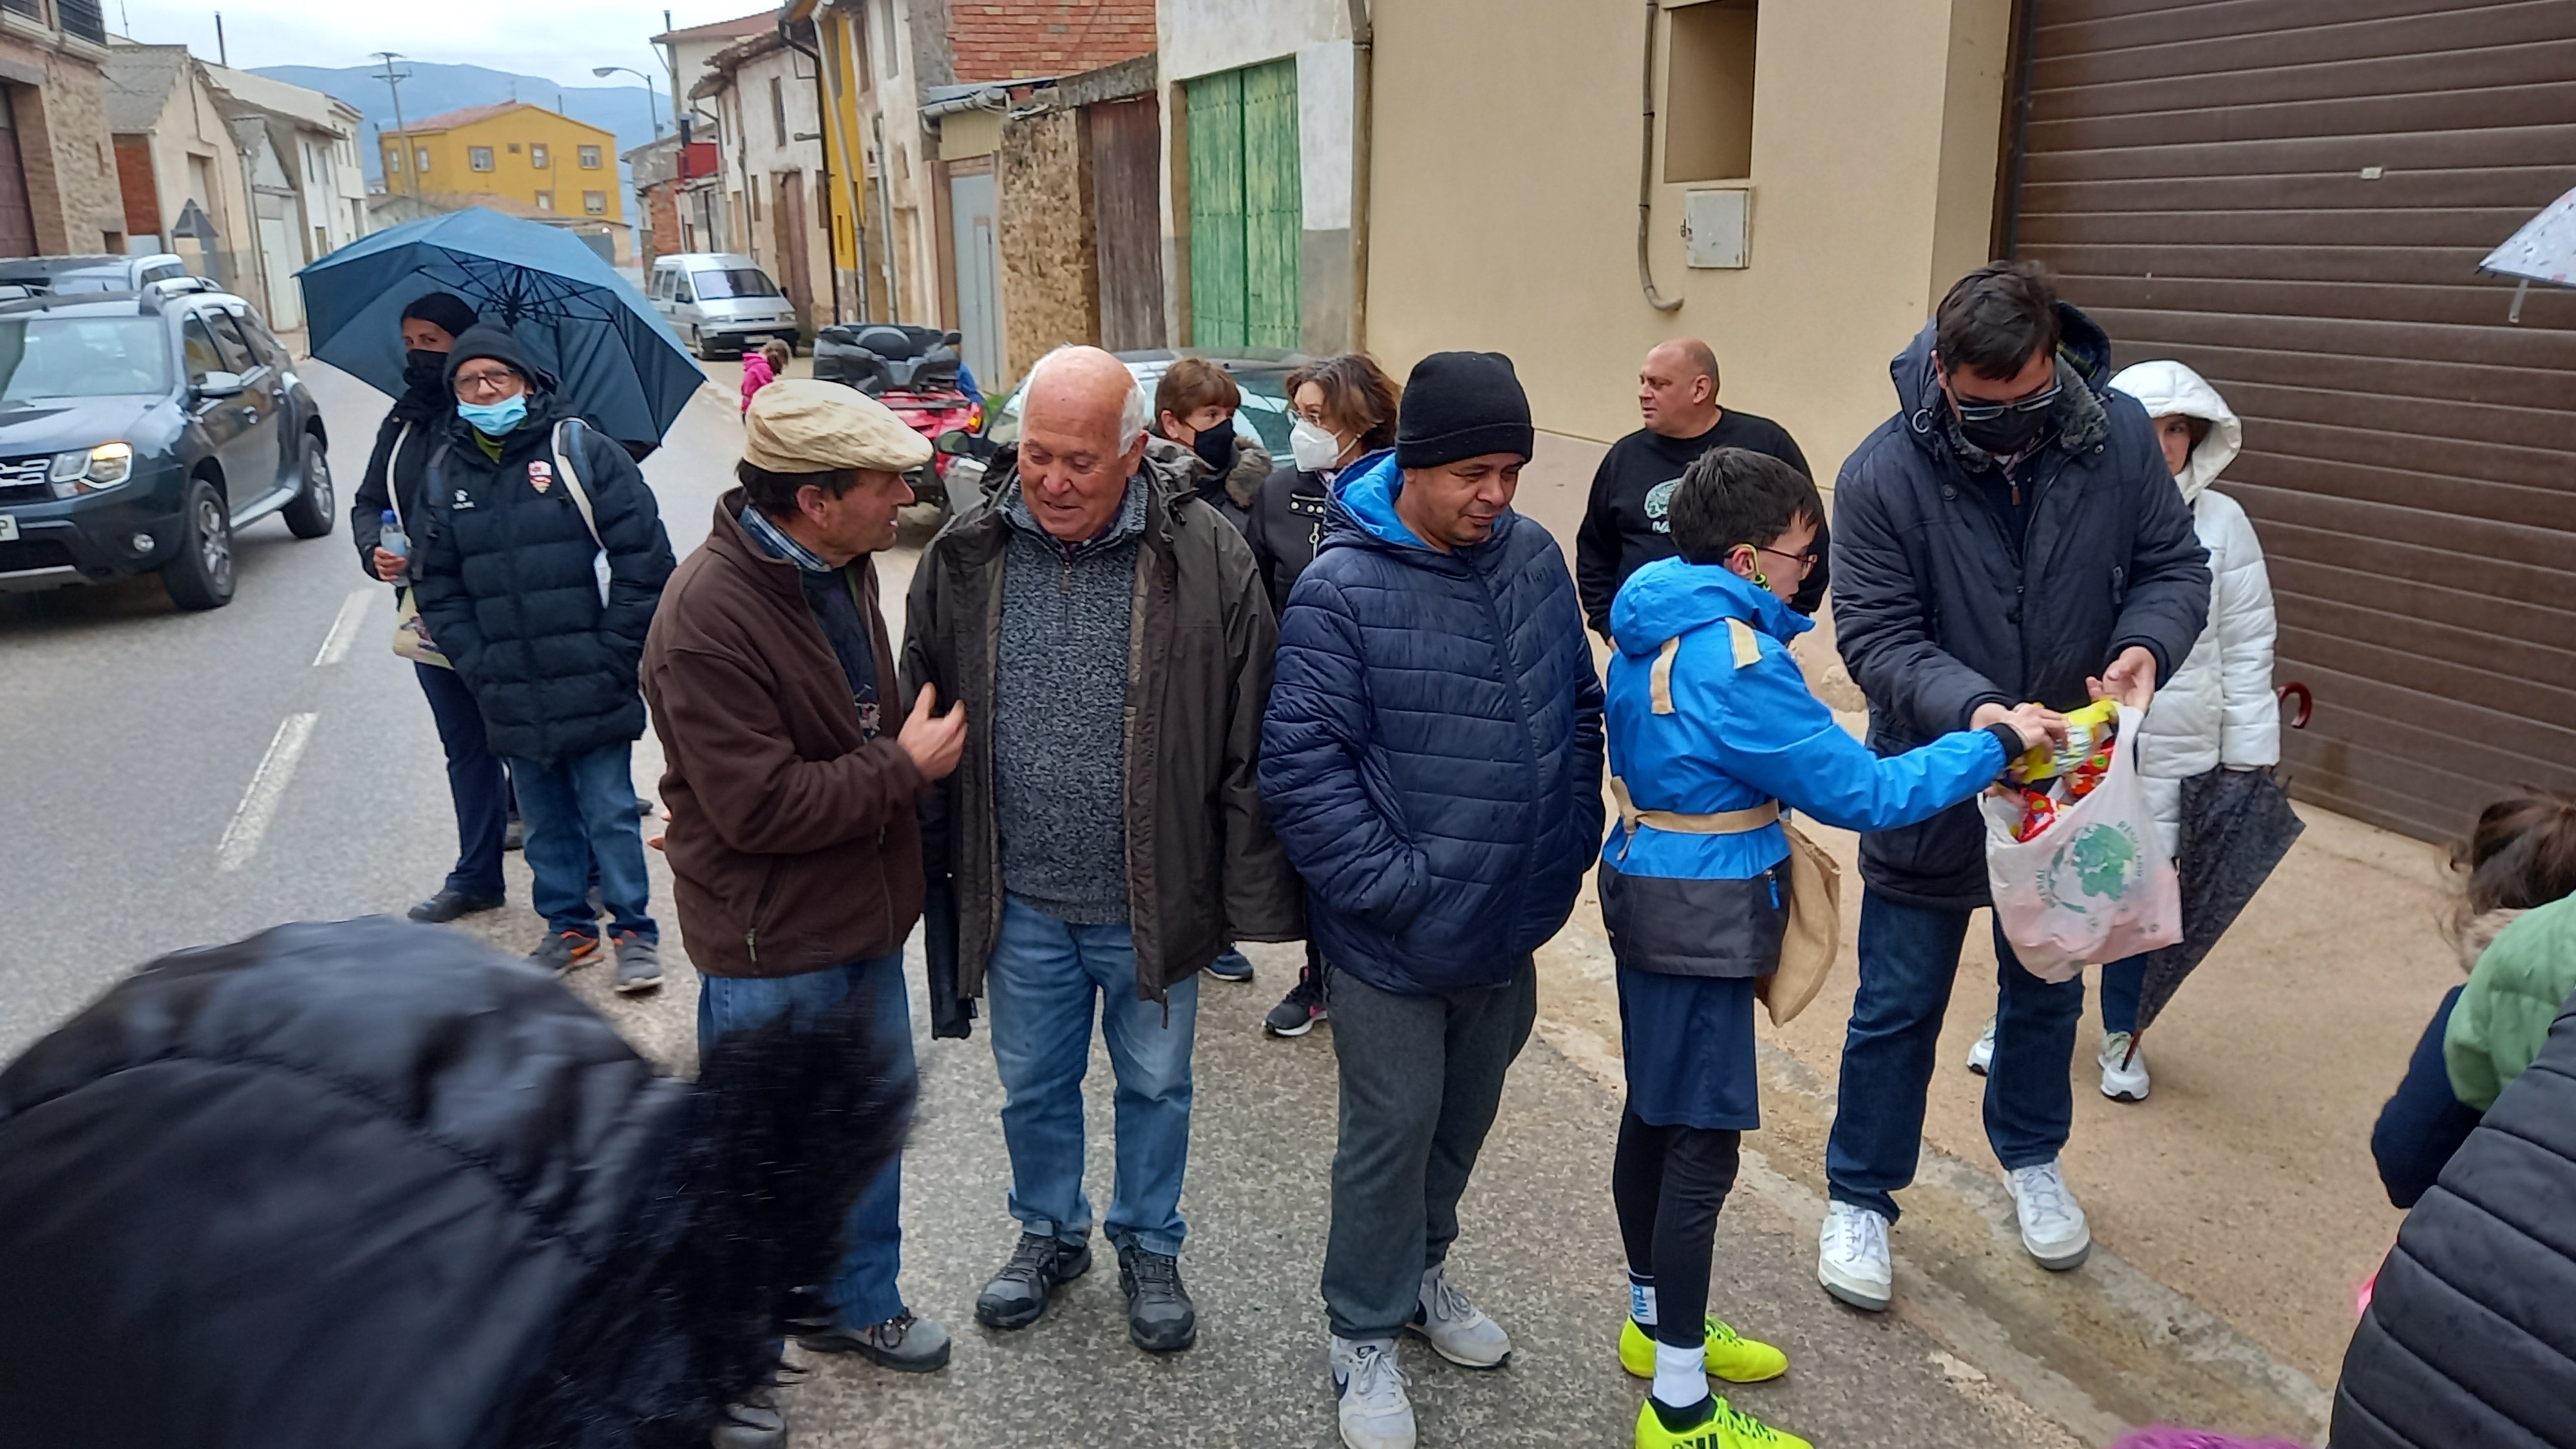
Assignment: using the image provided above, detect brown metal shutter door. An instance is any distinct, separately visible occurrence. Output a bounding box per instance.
[2007,0,2576,845]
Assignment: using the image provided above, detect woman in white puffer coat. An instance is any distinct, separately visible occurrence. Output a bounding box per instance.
[1967,359,2278,1103]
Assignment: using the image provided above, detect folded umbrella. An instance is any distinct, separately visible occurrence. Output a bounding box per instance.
[2133,766,2306,1034]
[299,207,703,448]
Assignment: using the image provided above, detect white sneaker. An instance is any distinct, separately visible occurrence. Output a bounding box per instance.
[2006,1160,2092,1270]
[1966,1016,1996,1075]
[1331,1336,1416,1449]
[2099,1031,2149,1102]
[1817,1201,1893,1311]
[1405,1264,1511,1367]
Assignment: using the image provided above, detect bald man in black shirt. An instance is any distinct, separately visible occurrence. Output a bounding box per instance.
[1574,339,1824,641]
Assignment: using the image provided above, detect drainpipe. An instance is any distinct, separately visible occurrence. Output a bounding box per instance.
[871,109,900,323]
[1346,0,1373,350]
[812,2,874,318]
[781,12,842,323]
[1635,0,1681,312]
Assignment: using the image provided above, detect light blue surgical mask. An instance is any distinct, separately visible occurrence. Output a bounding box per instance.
[457,393,529,435]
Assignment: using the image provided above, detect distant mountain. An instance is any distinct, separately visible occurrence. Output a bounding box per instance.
[252,61,676,191]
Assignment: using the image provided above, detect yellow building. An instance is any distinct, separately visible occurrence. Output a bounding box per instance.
[381,101,626,234]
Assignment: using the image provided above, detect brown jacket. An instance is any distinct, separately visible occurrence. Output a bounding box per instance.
[643,492,927,978]
[901,453,1303,1001]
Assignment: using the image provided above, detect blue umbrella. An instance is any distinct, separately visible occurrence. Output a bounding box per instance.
[297,208,703,444]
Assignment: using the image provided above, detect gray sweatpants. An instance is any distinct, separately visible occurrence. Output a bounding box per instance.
[1321,956,1539,1341]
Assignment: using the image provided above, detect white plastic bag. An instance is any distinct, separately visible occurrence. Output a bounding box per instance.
[1981,704,2181,981]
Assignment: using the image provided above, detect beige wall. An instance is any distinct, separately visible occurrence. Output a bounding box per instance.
[1365,0,2013,491]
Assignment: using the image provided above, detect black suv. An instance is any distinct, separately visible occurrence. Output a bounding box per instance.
[0,289,333,609]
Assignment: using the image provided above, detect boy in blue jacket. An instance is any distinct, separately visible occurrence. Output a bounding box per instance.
[1601,449,2056,1449]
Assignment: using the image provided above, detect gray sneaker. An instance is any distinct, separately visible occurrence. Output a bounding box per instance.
[1331,1336,1416,1449]
[611,932,663,994]
[709,1388,784,1449]
[1403,1263,1511,1367]
[529,929,602,974]
[799,1309,952,1372]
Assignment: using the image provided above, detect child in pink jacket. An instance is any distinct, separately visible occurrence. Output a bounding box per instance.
[740,339,790,413]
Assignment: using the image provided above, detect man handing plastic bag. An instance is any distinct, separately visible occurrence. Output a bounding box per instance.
[1982,703,2182,980]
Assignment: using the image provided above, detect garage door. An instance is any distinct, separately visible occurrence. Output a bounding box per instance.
[2005,0,2576,844]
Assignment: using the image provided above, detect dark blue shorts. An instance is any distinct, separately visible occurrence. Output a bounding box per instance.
[1615,964,1762,1132]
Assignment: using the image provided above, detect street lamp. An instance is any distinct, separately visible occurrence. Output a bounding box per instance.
[592,66,666,140]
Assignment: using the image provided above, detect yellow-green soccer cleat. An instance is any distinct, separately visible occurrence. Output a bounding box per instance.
[1633,1395,1814,1449]
[1620,1316,1790,1384]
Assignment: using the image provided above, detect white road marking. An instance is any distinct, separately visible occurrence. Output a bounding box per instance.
[312,588,375,667]
[216,713,319,871]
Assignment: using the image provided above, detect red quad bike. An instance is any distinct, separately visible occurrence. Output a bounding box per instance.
[811,323,981,510]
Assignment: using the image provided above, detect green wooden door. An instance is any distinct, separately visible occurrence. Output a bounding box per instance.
[1188,59,1299,350]
[1240,59,1302,350]
[1186,70,1246,350]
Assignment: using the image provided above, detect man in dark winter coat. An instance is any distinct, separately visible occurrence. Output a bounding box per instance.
[1575,337,1822,640]
[1260,351,1604,1449]
[413,324,677,987]
[0,918,911,1449]
[901,345,1302,1357]
[645,381,969,1402]
[1817,262,2210,1315]
[2332,977,2576,1449]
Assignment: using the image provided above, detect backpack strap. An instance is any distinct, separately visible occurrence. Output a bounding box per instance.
[385,421,415,533]
[552,418,601,550]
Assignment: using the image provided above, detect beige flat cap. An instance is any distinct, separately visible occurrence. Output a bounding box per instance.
[743,378,935,474]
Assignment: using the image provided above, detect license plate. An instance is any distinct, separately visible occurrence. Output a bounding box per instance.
[743,334,772,345]
[0,515,17,542]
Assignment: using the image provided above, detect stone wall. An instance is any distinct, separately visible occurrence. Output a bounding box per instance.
[995,106,1092,379]
[26,52,126,252]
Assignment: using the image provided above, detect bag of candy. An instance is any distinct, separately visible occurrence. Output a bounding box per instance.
[1981,703,2182,980]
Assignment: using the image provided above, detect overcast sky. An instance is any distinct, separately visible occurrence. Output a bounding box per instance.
[113,0,765,88]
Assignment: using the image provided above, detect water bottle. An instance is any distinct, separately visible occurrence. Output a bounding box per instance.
[379,507,409,560]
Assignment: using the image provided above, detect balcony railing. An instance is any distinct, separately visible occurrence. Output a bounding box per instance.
[56,0,106,42]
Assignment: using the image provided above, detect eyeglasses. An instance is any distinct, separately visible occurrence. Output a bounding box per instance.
[453,368,520,397]
[1949,381,2060,424]
[1754,545,1819,578]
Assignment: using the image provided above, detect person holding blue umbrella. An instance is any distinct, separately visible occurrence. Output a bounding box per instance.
[413,324,677,991]
[348,291,518,927]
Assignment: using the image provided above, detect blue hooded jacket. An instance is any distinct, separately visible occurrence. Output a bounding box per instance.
[1259,451,1605,994]
[1600,558,2009,976]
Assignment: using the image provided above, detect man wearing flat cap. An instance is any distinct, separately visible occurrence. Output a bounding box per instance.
[642,380,970,1410]
[1260,351,1603,1449]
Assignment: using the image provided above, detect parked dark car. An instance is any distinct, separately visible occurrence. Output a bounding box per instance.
[0,289,334,610]
[936,347,1308,517]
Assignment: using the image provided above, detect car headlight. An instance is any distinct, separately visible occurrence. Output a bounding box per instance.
[50,441,134,496]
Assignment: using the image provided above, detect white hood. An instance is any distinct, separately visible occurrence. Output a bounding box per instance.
[2109,359,2242,503]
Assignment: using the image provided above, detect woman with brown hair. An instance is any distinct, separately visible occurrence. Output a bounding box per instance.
[1151,356,1274,536]
[1247,352,1402,1038]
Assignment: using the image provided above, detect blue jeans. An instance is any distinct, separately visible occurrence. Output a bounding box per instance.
[508,741,656,941]
[2099,955,2145,1037]
[415,662,507,899]
[985,895,1198,1258]
[1826,889,2083,1222]
[697,952,917,1329]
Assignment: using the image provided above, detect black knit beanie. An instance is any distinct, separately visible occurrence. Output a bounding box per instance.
[443,323,551,393]
[399,290,479,340]
[1394,351,1533,469]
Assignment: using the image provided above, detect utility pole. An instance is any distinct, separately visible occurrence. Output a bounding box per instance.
[213,11,227,66]
[663,10,682,135]
[372,52,415,198]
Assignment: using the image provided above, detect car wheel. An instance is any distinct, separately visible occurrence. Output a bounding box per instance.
[281,430,334,539]
[160,478,236,611]
[689,325,712,361]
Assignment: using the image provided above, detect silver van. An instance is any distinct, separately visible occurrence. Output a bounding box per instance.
[645,252,800,359]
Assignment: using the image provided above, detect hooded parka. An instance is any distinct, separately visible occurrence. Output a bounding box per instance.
[2107,359,2281,860]
[1830,305,2212,908]
[413,327,677,764]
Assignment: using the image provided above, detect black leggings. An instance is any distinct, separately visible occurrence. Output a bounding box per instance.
[1612,1106,1743,1350]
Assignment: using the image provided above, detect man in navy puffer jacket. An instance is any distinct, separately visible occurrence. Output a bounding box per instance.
[1261,351,1603,1449]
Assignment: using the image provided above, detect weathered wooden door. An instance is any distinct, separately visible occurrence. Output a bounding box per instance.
[775,171,813,334]
[1090,95,1166,352]
[1240,59,1302,350]
[0,89,39,258]
[1186,69,1247,349]
[947,168,1002,386]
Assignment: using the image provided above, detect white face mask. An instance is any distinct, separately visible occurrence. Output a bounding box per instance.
[1290,417,1345,473]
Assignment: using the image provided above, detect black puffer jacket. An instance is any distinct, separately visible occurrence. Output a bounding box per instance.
[2332,985,2576,1449]
[1830,305,2210,907]
[0,918,911,1449]
[348,373,450,579]
[414,357,675,764]
[1242,460,1334,616]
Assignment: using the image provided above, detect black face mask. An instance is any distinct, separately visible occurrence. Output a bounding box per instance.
[1954,398,2052,459]
[1189,425,1235,475]
[402,348,449,393]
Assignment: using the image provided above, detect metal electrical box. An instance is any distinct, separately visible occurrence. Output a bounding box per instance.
[1682,187,1751,269]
